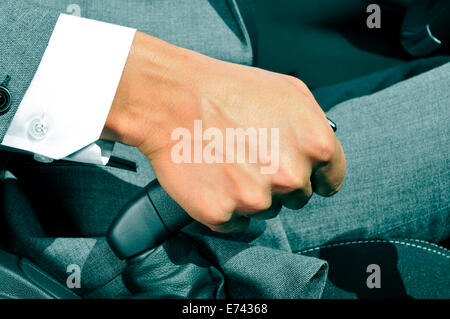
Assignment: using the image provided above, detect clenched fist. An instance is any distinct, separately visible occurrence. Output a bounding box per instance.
[104,31,346,233]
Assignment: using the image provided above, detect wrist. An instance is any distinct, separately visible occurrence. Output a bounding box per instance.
[104,31,150,146]
[104,31,207,153]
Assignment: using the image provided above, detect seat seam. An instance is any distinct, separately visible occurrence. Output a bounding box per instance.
[297,239,450,259]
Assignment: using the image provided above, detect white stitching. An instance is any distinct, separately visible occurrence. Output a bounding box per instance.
[405,238,448,250]
[298,239,450,259]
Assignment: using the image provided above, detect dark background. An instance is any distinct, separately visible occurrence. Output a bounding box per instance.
[236,0,414,89]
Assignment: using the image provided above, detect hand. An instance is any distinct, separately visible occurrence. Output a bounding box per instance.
[104,32,346,233]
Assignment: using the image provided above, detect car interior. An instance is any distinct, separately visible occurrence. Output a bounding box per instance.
[0,0,448,299]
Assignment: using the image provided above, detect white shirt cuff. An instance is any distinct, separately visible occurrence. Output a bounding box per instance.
[64,140,115,165]
[1,14,136,163]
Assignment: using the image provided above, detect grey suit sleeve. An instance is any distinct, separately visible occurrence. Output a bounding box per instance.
[0,1,61,142]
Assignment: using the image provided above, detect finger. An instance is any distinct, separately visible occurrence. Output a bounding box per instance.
[311,137,346,197]
[207,214,251,233]
[251,195,283,220]
[280,184,313,210]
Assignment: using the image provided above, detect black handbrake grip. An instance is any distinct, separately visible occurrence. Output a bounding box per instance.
[107,179,193,260]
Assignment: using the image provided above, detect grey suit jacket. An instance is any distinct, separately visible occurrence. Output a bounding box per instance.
[0,0,253,142]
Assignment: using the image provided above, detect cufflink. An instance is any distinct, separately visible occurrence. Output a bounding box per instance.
[0,75,11,114]
[28,115,49,140]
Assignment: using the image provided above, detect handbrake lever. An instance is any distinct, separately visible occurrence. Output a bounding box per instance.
[107,179,193,260]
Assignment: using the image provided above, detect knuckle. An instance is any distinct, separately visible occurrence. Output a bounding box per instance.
[313,133,335,163]
[240,186,272,211]
[210,216,250,233]
[202,212,231,226]
[280,168,309,192]
[201,199,234,226]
